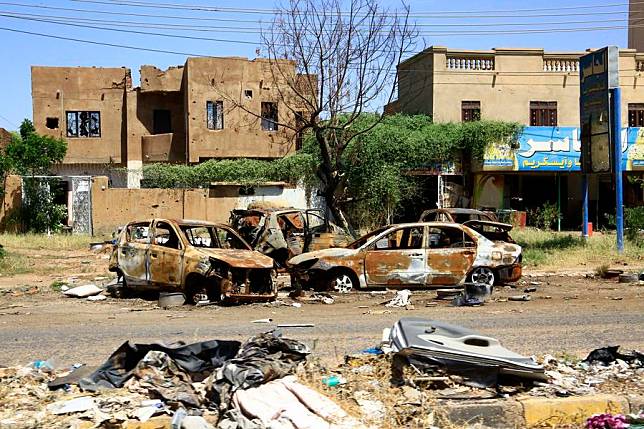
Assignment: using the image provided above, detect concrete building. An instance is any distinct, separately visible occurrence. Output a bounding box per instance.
[387,46,644,229]
[630,0,644,52]
[31,57,311,188]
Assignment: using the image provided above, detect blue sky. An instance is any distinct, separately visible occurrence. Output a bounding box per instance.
[0,0,630,130]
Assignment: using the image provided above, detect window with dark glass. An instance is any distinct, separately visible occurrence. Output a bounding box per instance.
[295,111,304,150]
[529,101,557,126]
[461,101,481,122]
[153,109,172,134]
[206,101,224,130]
[66,111,101,137]
[628,103,644,127]
[261,102,278,131]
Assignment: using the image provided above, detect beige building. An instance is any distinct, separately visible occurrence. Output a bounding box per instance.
[630,0,644,52]
[387,46,644,228]
[389,46,644,127]
[32,57,311,187]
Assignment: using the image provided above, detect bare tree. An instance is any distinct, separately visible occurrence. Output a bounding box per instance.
[219,0,416,229]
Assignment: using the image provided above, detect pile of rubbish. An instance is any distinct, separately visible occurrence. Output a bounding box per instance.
[1,319,642,429]
[0,332,364,429]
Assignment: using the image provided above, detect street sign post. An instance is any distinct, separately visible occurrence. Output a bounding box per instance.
[579,46,623,252]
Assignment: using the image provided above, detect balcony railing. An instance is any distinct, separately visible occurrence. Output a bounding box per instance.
[446,56,495,71]
[543,58,579,72]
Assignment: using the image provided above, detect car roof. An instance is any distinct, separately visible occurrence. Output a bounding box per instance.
[382,221,469,229]
[126,219,231,228]
[431,208,490,214]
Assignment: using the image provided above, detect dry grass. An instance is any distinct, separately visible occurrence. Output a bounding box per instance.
[0,233,94,251]
[513,228,644,270]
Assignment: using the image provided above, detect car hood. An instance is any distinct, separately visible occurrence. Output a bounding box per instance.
[195,248,274,269]
[289,247,359,265]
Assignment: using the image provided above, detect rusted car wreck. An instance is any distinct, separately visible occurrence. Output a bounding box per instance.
[230,207,352,266]
[288,222,522,292]
[109,219,276,304]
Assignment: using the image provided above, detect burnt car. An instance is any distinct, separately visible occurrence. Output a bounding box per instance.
[109,219,276,304]
[419,208,516,243]
[230,207,352,266]
[289,222,522,292]
[419,208,498,223]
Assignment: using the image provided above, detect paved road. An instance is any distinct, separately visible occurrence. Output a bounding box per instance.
[0,275,642,367]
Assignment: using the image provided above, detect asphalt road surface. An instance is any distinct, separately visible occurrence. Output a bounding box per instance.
[0,275,642,368]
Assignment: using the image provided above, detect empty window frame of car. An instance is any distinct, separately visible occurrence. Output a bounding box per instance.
[180,225,248,250]
[126,222,150,244]
[153,222,181,249]
[373,226,424,250]
[427,226,474,249]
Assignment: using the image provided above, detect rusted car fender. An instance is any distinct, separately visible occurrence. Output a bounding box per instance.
[288,248,367,288]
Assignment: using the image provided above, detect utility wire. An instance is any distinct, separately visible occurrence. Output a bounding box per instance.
[0,1,639,27]
[0,12,637,37]
[0,9,637,32]
[71,0,632,16]
[71,0,634,19]
[0,113,18,128]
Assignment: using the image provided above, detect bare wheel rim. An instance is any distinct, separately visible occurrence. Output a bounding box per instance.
[471,267,495,286]
[333,274,353,293]
[190,288,209,304]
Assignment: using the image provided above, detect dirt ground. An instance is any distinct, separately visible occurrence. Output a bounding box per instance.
[0,245,642,369]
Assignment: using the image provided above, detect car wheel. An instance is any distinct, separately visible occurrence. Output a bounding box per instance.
[187,287,209,305]
[329,271,355,293]
[469,267,495,286]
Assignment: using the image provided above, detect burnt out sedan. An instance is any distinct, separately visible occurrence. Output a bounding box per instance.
[109,219,276,304]
[288,222,522,292]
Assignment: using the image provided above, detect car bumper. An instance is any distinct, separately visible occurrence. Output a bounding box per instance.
[497,263,522,283]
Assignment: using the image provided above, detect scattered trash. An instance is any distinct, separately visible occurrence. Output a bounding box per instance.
[309,292,335,304]
[583,346,643,365]
[585,413,628,429]
[452,283,491,306]
[321,374,346,387]
[63,284,103,298]
[361,347,383,355]
[509,294,531,301]
[60,285,69,292]
[276,323,315,328]
[87,294,107,301]
[292,302,302,308]
[32,359,55,372]
[46,396,95,415]
[251,318,273,324]
[133,399,165,422]
[354,391,385,421]
[524,286,537,293]
[370,290,388,295]
[601,269,623,279]
[618,273,638,283]
[385,289,412,308]
[159,292,186,308]
[435,288,461,300]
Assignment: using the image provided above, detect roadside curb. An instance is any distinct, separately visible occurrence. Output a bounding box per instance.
[440,393,643,428]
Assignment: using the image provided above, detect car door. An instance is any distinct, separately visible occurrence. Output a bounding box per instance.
[148,220,184,288]
[364,226,427,286]
[426,225,476,285]
[117,222,150,286]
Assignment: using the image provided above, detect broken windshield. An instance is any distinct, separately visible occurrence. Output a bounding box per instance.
[180,225,249,250]
[345,226,388,249]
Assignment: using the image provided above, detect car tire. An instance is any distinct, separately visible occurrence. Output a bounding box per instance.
[327,270,357,293]
[469,267,495,286]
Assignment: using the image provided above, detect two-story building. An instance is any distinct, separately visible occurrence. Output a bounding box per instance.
[387,46,644,228]
[32,56,313,188]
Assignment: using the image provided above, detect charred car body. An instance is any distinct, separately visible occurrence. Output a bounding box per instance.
[109,219,276,304]
[230,207,352,266]
[289,222,522,292]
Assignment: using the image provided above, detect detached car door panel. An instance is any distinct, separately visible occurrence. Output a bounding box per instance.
[364,226,427,286]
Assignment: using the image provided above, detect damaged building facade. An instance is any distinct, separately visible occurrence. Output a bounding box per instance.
[387,46,644,228]
[31,57,312,188]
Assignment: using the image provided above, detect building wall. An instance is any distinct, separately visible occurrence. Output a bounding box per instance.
[392,47,644,127]
[630,0,644,52]
[0,128,12,150]
[185,57,298,162]
[31,66,130,164]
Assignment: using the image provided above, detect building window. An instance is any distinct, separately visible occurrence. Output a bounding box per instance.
[206,101,224,130]
[261,102,278,131]
[295,111,304,151]
[628,103,644,127]
[461,101,481,122]
[66,111,100,137]
[153,109,172,134]
[244,89,253,99]
[46,117,59,129]
[530,101,557,126]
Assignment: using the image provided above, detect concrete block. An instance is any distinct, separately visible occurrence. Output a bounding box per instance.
[440,399,524,428]
[521,394,629,428]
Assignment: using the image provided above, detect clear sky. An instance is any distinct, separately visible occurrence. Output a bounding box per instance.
[0,0,631,131]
